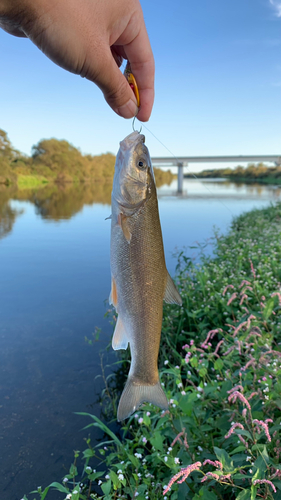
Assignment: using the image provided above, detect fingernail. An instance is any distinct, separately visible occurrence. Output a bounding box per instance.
[116,99,138,119]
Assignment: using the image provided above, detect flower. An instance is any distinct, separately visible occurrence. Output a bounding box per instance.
[163,461,202,495]
[164,456,168,462]
[118,473,124,481]
[174,457,180,464]
[225,422,244,439]
[164,360,169,365]
[142,437,147,444]
[253,479,276,493]
[138,417,143,424]
[63,477,69,482]
[134,453,142,459]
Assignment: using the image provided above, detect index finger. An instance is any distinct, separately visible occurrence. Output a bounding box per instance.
[124,23,155,122]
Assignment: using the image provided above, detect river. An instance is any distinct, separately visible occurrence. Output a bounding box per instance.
[0,178,280,499]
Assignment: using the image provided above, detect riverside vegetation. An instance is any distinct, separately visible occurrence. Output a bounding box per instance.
[185,164,281,185]
[0,129,174,188]
[22,202,281,500]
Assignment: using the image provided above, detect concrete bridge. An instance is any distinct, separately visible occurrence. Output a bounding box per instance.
[151,155,281,193]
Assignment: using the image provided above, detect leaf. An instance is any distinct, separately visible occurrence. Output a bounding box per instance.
[214,359,224,371]
[214,447,234,473]
[75,412,122,448]
[179,392,197,416]
[262,298,275,320]
[101,480,112,496]
[48,482,69,493]
[236,490,251,500]
[229,446,247,455]
[251,484,257,500]
[150,431,164,452]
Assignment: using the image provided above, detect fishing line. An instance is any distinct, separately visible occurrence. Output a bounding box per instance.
[141,121,234,216]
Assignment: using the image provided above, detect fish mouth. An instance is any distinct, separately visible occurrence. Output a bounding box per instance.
[120,131,145,151]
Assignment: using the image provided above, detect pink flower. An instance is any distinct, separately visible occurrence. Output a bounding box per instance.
[203,460,223,469]
[253,479,276,493]
[225,422,244,439]
[242,408,247,418]
[228,385,244,394]
[171,429,185,447]
[214,340,224,355]
[227,293,237,306]
[201,329,221,348]
[201,472,219,483]
[248,392,258,401]
[253,419,272,442]
[241,359,256,372]
[249,259,256,278]
[163,462,202,494]
[223,285,234,296]
[239,280,251,288]
[239,294,248,305]
[228,391,251,410]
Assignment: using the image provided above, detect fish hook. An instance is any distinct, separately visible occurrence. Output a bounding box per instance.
[132,116,142,134]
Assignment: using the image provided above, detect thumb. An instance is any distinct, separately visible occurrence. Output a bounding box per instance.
[91,50,138,119]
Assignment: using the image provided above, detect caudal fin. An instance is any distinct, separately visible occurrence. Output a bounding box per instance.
[117,379,168,421]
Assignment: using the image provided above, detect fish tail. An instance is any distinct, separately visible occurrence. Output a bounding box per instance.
[117,379,168,421]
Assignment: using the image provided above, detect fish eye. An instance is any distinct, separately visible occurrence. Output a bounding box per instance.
[137,159,146,169]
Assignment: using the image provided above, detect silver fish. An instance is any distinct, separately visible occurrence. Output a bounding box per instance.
[109,131,182,421]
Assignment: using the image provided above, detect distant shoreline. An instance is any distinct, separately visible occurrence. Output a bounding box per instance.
[184,175,281,186]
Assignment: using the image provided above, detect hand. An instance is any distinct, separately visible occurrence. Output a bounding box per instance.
[0,0,154,121]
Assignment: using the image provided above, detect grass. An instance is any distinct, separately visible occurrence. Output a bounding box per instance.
[17,174,49,189]
[22,202,281,500]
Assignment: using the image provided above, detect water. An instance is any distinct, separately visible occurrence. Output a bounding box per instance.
[0,179,279,499]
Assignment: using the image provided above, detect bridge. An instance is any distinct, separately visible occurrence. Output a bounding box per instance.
[151,155,281,193]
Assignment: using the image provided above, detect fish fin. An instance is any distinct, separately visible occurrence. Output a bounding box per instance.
[109,277,118,308]
[112,316,129,351]
[105,214,112,220]
[163,272,182,305]
[118,213,132,243]
[117,379,168,421]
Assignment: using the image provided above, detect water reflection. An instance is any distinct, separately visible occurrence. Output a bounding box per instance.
[0,179,280,242]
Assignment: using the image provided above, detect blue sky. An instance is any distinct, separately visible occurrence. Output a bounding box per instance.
[1,0,281,171]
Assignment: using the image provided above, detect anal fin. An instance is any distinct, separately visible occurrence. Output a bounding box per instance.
[109,277,118,309]
[112,316,128,351]
[164,272,182,305]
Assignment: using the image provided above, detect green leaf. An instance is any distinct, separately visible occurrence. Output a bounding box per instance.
[251,484,257,500]
[179,392,197,416]
[262,298,275,320]
[214,447,234,473]
[236,490,251,500]
[214,359,224,371]
[101,480,112,496]
[109,470,120,489]
[48,482,69,493]
[75,412,122,448]
[150,431,164,452]
[229,446,247,455]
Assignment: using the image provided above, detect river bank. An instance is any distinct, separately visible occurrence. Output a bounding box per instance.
[22,201,281,500]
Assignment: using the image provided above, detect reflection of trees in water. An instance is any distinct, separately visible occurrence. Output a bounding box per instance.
[0,173,175,227]
[0,186,23,240]
[15,182,113,220]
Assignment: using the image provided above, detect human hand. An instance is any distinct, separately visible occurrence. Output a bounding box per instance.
[0,0,154,121]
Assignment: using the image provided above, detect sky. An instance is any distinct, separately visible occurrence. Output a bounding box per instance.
[1,0,281,172]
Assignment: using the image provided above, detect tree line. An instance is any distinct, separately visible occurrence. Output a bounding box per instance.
[0,129,175,187]
[185,163,281,182]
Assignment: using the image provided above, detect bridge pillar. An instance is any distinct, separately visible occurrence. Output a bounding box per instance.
[177,162,184,193]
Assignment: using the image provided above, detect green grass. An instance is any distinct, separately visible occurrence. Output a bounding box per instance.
[23,202,281,500]
[17,174,49,189]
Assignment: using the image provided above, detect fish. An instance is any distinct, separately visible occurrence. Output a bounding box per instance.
[109,131,182,421]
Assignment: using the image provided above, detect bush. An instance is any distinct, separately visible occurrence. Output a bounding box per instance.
[23,203,281,500]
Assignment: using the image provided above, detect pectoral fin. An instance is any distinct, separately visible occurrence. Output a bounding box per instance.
[112,316,129,351]
[118,213,132,243]
[164,273,182,305]
[109,277,118,309]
